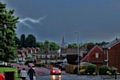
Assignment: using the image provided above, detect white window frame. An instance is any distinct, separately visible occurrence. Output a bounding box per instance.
[41,60,45,63]
[95,53,99,58]
[47,55,51,58]
[38,55,40,58]
[42,55,46,58]
[52,55,55,58]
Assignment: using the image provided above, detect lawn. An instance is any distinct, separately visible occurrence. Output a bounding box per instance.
[0,67,22,80]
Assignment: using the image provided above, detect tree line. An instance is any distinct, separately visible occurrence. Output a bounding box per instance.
[15,34,60,50]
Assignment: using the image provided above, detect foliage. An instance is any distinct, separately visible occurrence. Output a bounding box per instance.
[15,36,20,48]
[110,67,117,75]
[0,2,19,62]
[26,34,36,47]
[79,69,85,75]
[86,64,96,75]
[19,34,26,48]
[95,41,108,46]
[82,42,95,48]
[25,58,33,65]
[49,42,60,50]
[68,43,78,48]
[98,65,110,75]
[35,62,42,67]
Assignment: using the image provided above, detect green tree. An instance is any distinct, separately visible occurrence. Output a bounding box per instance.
[49,42,60,50]
[26,34,36,47]
[0,2,19,62]
[68,43,78,48]
[20,34,26,48]
[95,41,108,46]
[43,40,49,51]
[15,36,20,49]
[36,42,42,47]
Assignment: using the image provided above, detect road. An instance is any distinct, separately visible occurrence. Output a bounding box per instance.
[36,75,99,80]
[11,63,118,80]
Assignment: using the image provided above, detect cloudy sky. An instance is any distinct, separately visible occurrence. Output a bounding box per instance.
[1,0,120,44]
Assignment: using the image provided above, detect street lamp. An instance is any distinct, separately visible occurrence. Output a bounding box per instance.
[48,43,50,69]
[75,32,80,74]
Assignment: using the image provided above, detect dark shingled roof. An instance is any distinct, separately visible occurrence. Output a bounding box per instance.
[103,38,120,49]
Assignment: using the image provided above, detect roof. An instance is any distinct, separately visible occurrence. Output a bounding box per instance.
[103,38,120,49]
[81,45,103,62]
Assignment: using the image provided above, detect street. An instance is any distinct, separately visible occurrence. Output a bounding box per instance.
[12,63,118,80]
[36,75,95,80]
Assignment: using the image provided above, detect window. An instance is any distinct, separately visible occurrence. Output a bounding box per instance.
[95,53,99,58]
[52,55,55,58]
[47,55,51,58]
[37,55,40,58]
[42,55,46,58]
[41,60,45,63]
[47,60,50,63]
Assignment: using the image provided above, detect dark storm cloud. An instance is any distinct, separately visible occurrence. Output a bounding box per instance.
[2,0,120,43]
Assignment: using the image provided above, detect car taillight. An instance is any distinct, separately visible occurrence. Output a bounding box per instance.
[52,70,55,73]
[58,70,61,73]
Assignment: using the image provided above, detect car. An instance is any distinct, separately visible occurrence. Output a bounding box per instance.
[28,63,34,67]
[18,62,25,65]
[59,63,68,70]
[50,68,61,75]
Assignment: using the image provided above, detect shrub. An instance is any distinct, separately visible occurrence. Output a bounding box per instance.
[73,67,81,74]
[80,69,85,75]
[35,62,42,67]
[110,67,117,75]
[86,64,96,75]
[98,65,110,75]
[74,67,78,74]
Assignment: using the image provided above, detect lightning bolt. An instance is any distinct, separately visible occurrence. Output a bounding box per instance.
[19,16,46,29]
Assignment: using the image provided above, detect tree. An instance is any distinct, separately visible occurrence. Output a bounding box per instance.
[0,2,19,62]
[95,41,108,46]
[15,36,20,49]
[20,34,26,48]
[26,34,36,47]
[49,42,60,50]
[68,43,78,48]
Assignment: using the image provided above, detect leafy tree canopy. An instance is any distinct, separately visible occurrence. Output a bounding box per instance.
[0,2,19,62]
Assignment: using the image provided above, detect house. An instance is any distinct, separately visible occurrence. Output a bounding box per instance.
[67,38,120,72]
[81,45,104,68]
[36,50,58,64]
[17,47,40,62]
[64,47,87,64]
[103,38,120,72]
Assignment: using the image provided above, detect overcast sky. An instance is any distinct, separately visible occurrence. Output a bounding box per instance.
[1,0,120,44]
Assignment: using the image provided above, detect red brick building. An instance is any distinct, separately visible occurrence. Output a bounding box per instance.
[81,45,104,68]
[81,38,120,72]
[66,38,120,72]
[103,38,120,72]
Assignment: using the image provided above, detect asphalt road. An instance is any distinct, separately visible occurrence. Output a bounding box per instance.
[11,63,119,80]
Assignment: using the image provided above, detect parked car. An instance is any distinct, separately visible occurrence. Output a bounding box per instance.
[18,62,25,65]
[59,63,68,70]
[50,68,61,75]
[28,63,34,67]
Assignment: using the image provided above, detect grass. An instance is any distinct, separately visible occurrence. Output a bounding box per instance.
[0,67,22,80]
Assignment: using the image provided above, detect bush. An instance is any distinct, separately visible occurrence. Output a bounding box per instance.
[74,67,80,74]
[35,62,42,67]
[110,67,117,75]
[80,69,85,75]
[86,64,96,75]
[98,65,110,75]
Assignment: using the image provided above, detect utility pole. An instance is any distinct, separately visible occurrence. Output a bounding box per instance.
[75,32,80,74]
